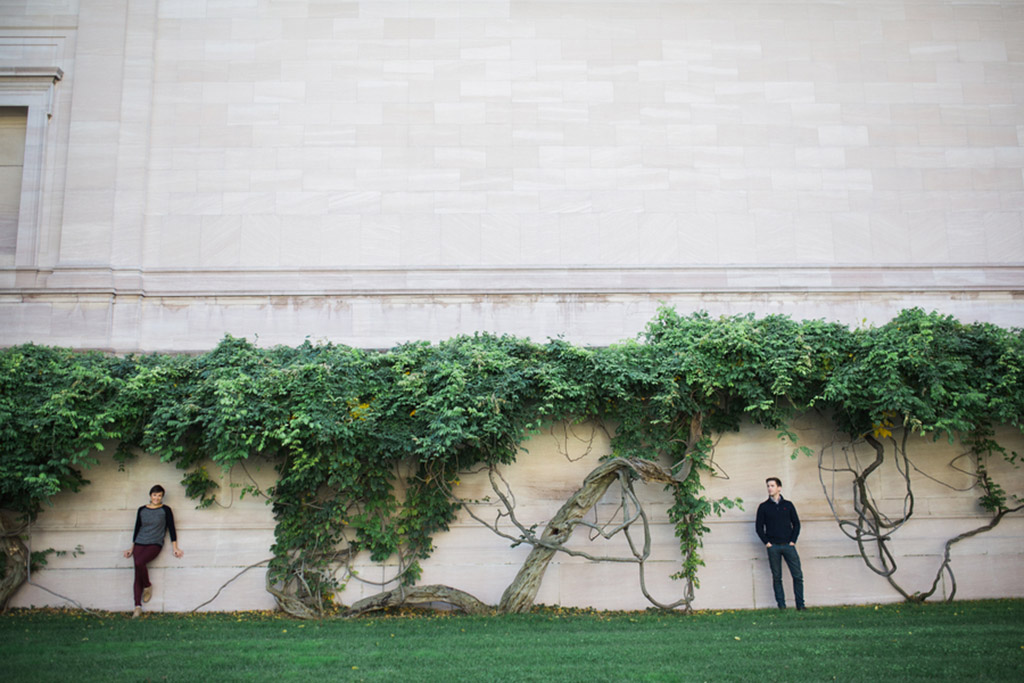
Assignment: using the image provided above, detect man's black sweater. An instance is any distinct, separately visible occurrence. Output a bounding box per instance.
[755,495,800,545]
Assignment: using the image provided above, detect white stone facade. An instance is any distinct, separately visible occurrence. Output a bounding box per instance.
[0,0,1022,351]
[2,1,1024,612]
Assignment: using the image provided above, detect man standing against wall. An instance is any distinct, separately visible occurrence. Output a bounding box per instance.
[755,477,805,610]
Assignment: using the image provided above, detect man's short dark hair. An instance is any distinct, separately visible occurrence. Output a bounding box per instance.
[149,484,165,495]
[765,477,782,487]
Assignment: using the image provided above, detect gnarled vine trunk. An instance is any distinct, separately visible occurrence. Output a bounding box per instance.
[0,511,29,612]
[339,457,684,618]
[821,431,1023,604]
[344,584,489,617]
[498,457,680,613]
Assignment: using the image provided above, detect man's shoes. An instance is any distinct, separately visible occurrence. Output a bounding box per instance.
[142,586,152,603]
[796,606,807,611]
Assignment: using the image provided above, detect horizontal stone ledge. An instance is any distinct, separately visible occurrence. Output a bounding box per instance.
[3,263,1023,298]
[0,66,64,80]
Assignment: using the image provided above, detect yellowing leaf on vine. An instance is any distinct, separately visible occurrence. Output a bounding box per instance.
[347,400,372,420]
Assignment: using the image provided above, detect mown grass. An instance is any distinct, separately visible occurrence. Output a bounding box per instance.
[2,600,1023,682]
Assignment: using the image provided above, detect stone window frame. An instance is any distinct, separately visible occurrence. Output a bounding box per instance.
[0,66,62,268]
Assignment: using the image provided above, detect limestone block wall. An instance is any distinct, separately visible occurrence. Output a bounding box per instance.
[11,449,280,613]
[0,0,1022,352]
[4,0,1023,612]
[12,418,1024,613]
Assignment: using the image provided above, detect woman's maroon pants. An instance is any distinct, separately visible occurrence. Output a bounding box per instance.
[132,543,162,606]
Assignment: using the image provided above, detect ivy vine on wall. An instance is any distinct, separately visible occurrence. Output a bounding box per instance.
[0,308,1021,615]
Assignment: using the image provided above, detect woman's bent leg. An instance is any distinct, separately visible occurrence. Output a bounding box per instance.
[132,544,163,606]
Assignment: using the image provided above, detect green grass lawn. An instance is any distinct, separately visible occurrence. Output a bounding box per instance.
[2,600,1023,682]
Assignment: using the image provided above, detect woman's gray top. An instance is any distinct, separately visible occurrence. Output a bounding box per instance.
[132,505,177,546]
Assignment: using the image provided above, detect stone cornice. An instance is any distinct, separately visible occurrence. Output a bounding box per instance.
[2,264,1022,298]
[0,66,64,81]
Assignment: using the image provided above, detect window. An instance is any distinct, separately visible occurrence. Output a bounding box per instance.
[0,106,27,264]
[0,67,61,267]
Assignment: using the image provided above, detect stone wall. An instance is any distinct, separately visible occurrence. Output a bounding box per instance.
[0,0,1022,352]
[3,0,1023,614]
[12,418,1023,613]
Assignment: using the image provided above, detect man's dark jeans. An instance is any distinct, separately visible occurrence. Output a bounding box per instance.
[767,544,804,609]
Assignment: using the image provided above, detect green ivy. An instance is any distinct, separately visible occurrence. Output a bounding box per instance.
[0,345,140,519]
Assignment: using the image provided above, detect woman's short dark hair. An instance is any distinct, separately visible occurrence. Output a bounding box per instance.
[765,477,782,487]
[149,484,165,495]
